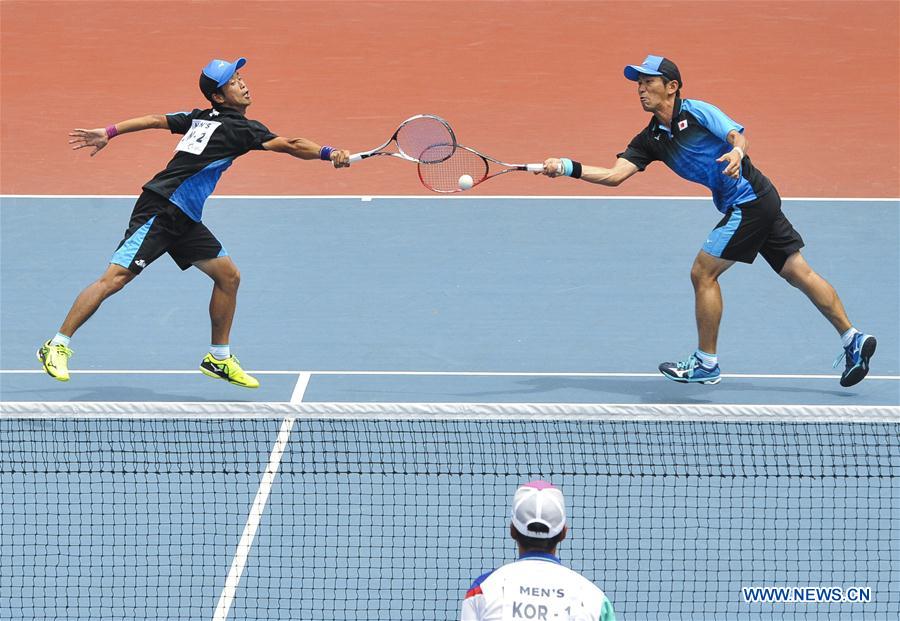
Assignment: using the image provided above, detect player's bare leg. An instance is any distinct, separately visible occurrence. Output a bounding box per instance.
[194,256,258,388]
[38,264,135,381]
[60,264,136,337]
[659,251,733,384]
[194,256,240,345]
[778,252,850,333]
[778,251,875,387]
[691,251,735,354]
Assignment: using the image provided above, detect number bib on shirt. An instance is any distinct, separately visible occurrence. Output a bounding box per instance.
[502,584,592,621]
[175,120,222,155]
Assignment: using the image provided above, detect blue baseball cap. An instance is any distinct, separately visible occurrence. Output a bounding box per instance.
[199,58,246,100]
[624,55,683,87]
[202,57,246,87]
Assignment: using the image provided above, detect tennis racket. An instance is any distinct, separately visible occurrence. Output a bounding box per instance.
[417,144,557,193]
[349,114,457,164]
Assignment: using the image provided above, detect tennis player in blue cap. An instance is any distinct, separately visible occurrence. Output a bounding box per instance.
[39,57,350,388]
[540,55,876,388]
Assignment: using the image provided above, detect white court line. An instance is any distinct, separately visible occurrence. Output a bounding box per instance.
[2,369,899,380]
[213,374,308,618]
[290,373,311,403]
[211,416,295,621]
[1,194,897,201]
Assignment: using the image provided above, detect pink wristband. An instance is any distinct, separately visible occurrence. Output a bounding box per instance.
[105,125,119,139]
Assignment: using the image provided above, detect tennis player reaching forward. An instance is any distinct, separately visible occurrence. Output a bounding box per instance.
[541,55,876,387]
[461,481,616,621]
[37,57,350,387]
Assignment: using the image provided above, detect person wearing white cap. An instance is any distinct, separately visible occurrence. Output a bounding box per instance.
[538,54,876,390]
[460,480,616,621]
[39,57,351,389]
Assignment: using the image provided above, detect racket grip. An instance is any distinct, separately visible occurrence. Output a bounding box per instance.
[526,164,544,173]
[348,153,363,163]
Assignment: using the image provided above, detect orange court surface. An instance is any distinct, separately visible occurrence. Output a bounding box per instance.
[1,0,898,198]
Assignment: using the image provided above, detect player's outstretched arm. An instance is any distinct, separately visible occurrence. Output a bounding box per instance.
[69,115,170,157]
[540,157,639,186]
[262,136,350,168]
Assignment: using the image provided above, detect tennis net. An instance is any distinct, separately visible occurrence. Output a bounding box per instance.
[1,403,898,620]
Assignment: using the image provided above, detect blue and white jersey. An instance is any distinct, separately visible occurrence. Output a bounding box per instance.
[142,107,276,221]
[618,98,775,212]
[460,553,616,621]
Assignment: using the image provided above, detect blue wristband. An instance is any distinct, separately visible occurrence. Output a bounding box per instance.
[560,158,574,177]
[319,146,334,161]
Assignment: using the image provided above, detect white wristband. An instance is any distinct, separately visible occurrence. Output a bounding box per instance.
[733,146,745,160]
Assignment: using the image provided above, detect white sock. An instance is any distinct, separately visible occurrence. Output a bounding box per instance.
[50,333,71,347]
[695,349,718,368]
[840,328,860,348]
[209,344,231,360]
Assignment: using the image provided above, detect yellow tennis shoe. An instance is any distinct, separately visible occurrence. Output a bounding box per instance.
[37,340,73,382]
[199,353,259,389]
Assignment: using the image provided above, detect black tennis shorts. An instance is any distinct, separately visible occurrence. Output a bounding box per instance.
[701,190,804,273]
[110,191,227,274]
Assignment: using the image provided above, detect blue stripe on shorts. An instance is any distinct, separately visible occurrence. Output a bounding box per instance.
[110,215,156,268]
[703,208,742,257]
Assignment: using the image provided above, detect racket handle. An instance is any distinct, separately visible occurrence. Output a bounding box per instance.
[349,153,364,163]
[526,163,544,173]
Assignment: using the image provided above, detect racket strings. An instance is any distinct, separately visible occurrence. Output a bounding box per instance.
[395,117,455,163]
[418,146,489,192]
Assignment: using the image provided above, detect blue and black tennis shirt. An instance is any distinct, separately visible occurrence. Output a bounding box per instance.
[618,97,775,212]
[142,107,277,221]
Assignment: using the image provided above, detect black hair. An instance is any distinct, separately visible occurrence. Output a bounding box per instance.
[511,523,566,553]
[661,76,681,99]
[199,73,221,104]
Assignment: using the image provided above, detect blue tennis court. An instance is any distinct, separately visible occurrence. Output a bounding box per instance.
[2,196,897,403]
[1,195,898,620]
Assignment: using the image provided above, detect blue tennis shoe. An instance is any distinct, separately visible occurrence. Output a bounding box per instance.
[835,333,876,387]
[658,353,721,385]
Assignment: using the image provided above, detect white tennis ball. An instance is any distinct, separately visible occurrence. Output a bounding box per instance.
[458,174,474,190]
